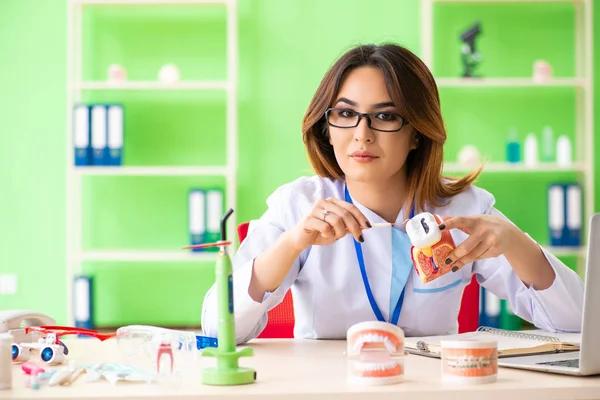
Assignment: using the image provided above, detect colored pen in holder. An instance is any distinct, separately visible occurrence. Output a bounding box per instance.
[183,208,256,386]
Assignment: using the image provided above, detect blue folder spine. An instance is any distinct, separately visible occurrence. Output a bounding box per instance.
[73,275,94,330]
[73,104,91,166]
[565,183,582,246]
[91,105,108,165]
[189,189,206,252]
[548,184,566,246]
[479,287,501,328]
[107,104,124,166]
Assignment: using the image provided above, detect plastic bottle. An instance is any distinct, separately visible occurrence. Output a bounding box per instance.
[541,126,554,162]
[524,133,539,167]
[556,135,572,167]
[0,333,12,390]
[506,127,521,163]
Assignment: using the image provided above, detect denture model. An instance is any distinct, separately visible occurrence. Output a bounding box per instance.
[405,212,458,283]
[346,321,405,385]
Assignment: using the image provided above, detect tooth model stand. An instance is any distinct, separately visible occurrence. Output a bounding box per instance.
[184,209,256,385]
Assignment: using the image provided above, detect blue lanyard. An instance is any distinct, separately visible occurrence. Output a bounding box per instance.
[344,185,414,325]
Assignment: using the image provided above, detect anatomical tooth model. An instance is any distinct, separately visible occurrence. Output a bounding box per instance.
[405,212,458,283]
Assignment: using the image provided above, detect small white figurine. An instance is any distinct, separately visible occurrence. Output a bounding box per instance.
[533,60,553,83]
[158,64,180,84]
[457,145,481,168]
[107,64,127,83]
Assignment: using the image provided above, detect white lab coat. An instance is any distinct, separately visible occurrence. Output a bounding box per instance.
[201,176,584,344]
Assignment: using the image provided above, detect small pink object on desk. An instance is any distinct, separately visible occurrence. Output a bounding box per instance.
[22,362,45,376]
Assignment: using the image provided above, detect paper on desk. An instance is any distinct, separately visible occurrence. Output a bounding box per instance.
[84,363,155,385]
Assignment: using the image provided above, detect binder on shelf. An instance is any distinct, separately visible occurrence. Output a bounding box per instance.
[73,104,91,166]
[479,287,500,328]
[73,275,94,330]
[548,184,566,246]
[205,189,224,252]
[565,184,582,247]
[548,183,583,247]
[107,104,124,166]
[189,189,206,252]
[91,105,108,166]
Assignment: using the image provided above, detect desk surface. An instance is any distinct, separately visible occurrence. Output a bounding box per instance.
[1,339,599,400]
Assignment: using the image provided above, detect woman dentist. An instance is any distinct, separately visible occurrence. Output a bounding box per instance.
[201,43,584,344]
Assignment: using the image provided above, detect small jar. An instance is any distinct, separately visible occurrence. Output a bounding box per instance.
[0,332,13,390]
[441,339,498,384]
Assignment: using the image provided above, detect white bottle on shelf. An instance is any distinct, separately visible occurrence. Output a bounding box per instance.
[556,135,572,167]
[524,133,539,168]
[541,126,554,162]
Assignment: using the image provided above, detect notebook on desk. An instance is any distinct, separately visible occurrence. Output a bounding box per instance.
[405,326,580,358]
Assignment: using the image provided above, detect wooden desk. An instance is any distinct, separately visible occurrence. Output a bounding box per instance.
[1,339,599,400]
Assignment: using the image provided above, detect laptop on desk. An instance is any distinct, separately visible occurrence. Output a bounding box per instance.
[498,213,600,376]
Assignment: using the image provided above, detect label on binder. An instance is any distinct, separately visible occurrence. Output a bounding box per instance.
[73,105,91,166]
[189,190,206,252]
[107,105,124,166]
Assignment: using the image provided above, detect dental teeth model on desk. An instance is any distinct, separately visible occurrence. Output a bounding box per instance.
[346,321,406,385]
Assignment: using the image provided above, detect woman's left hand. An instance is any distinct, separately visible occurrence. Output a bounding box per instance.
[439,215,518,269]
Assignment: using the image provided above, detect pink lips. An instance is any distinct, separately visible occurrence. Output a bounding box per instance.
[350,150,378,163]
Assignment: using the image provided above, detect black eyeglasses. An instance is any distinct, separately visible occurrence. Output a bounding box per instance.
[325,107,408,132]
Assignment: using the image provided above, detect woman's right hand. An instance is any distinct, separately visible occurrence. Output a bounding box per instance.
[288,197,372,251]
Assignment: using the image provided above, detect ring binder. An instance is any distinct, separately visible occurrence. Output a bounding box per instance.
[475,327,560,343]
[405,326,579,358]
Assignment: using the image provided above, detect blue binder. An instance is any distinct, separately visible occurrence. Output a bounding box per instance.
[548,184,566,246]
[565,184,582,246]
[188,189,206,252]
[107,104,124,166]
[479,287,501,328]
[91,105,108,165]
[73,275,94,330]
[73,104,91,166]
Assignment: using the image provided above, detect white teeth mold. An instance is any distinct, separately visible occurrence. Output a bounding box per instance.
[406,212,458,283]
[346,321,405,385]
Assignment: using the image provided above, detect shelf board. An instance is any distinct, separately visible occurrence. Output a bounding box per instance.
[544,246,587,258]
[79,250,218,262]
[76,81,229,91]
[73,166,229,176]
[443,162,586,173]
[436,77,586,88]
[72,0,230,5]
[432,0,585,3]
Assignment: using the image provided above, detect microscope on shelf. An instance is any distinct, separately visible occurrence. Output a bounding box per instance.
[460,21,482,78]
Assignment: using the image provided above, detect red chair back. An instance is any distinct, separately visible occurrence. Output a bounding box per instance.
[237,221,479,336]
[237,222,295,338]
[458,275,480,333]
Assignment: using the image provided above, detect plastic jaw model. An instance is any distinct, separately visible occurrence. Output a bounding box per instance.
[405,212,458,283]
[346,321,405,385]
